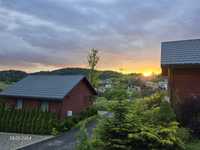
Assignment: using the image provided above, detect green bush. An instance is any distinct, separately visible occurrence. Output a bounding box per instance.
[94,97,117,111]
[177,127,191,143]
[76,126,93,150]
[79,107,97,120]
[51,127,59,136]
[60,117,77,132]
[59,106,98,132]
[92,93,187,150]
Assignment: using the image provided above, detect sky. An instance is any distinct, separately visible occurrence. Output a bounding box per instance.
[0,0,200,74]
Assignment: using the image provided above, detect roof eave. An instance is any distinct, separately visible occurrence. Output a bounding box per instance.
[82,77,98,95]
[0,94,63,101]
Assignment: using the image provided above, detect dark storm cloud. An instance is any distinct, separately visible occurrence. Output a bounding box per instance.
[0,0,199,72]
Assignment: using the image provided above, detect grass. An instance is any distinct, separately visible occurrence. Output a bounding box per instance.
[186,139,200,150]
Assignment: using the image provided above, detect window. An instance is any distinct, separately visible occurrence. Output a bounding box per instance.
[67,110,73,117]
[16,99,23,109]
[41,101,49,112]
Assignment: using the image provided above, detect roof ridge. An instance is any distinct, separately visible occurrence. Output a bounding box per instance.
[28,74,85,77]
[162,38,200,44]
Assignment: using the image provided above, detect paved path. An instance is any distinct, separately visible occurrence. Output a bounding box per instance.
[19,121,97,150]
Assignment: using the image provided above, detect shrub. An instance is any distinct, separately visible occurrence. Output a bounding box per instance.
[51,127,59,136]
[94,97,117,111]
[92,93,186,150]
[177,127,191,143]
[92,99,130,150]
[76,125,93,150]
[61,117,77,132]
[59,106,98,133]
[177,96,200,136]
[79,107,97,120]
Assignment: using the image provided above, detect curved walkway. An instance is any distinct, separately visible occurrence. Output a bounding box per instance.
[18,121,96,150]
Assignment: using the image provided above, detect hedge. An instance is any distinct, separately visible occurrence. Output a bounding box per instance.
[0,106,58,135]
[0,105,98,135]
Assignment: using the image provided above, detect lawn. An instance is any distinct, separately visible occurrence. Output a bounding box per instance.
[186,140,200,150]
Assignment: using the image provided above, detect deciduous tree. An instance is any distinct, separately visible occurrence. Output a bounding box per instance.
[88,48,100,87]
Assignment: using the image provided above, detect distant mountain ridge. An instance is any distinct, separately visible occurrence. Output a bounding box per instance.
[0,68,123,82]
[0,70,27,82]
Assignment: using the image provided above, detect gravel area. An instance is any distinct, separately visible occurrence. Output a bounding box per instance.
[0,132,53,150]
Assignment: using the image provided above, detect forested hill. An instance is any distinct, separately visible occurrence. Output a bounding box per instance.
[0,70,27,82]
[0,68,123,82]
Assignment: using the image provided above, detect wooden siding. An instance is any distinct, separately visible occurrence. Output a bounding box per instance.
[23,99,40,109]
[168,67,200,122]
[61,79,93,119]
[49,101,62,116]
[4,99,16,108]
[173,68,200,99]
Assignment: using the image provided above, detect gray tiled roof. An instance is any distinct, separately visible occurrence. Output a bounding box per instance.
[161,39,200,65]
[0,75,86,100]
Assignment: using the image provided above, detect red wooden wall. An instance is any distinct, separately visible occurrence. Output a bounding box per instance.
[172,68,200,100]
[1,78,95,119]
[167,67,200,124]
[61,79,93,119]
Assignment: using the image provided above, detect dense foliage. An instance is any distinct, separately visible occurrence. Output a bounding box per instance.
[173,96,200,136]
[0,103,97,135]
[94,97,117,111]
[57,107,98,133]
[103,88,129,101]
[0,106,57,134]
[76,126,93,150]
[91,93,187,150]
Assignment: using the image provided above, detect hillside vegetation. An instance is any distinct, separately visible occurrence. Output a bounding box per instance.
[0,82,10,91]
[0,68,124,83]
[77,93,191,150]
[0,70,27,82]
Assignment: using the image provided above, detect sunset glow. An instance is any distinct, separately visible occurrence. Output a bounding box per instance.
[0,0,198,74]
[143,72,153,77]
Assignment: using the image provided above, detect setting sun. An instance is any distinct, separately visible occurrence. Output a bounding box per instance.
[143,72,153,77]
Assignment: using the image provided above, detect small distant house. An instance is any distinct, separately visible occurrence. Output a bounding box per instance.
[158,80,168,90]
[97,79,112,94]
[133,86,141,92]
[145,81,159,90]
[161,39,200,120]
[0,75,96,119]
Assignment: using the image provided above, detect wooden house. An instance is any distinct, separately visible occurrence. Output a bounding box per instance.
[0,75,96,119]
[161,39,200,122]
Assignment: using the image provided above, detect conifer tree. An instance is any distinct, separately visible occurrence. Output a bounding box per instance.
[97,99,130,150]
